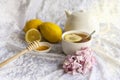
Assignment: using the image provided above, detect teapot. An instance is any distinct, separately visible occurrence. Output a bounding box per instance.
[64,10,110,34]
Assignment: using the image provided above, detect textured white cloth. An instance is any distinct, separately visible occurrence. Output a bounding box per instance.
[0,0,120,80]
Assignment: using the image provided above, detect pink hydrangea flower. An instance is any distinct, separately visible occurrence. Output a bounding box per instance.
[63,47,96,75]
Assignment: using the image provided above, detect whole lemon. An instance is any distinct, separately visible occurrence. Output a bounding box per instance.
[23,19,42,33]
[39,22,62,43]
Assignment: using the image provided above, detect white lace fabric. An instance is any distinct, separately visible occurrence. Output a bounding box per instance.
[0,0,120,80]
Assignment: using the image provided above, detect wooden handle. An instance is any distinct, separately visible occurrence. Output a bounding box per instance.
[0,49,28,68]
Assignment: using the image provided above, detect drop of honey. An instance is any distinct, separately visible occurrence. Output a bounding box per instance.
[36,46,49,51]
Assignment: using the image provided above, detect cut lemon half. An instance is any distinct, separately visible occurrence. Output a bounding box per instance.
[25,28,41,43]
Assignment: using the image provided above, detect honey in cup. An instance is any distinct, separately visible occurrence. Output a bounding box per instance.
[64,32,91,43]
[36,46,49,51]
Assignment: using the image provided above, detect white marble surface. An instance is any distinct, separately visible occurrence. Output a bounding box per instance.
[0,0,120,80]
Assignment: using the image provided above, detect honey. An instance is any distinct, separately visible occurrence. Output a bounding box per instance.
[36,46,49,51]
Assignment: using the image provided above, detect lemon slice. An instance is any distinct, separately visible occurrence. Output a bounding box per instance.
[25,29,41,43]
[64,34,82,43]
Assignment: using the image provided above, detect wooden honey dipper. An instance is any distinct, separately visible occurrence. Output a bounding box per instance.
[0,41,40,68]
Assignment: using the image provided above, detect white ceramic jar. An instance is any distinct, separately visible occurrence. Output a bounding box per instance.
[64,10,110,35]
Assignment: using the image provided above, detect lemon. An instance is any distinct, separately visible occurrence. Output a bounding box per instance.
[25,28,41,42]
[38,22,62,43]
[64,34,82,43]
[23,19,42,33]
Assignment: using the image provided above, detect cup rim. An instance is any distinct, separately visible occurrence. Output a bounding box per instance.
[62,30,91,44]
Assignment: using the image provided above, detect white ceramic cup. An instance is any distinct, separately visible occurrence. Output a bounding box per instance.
[62,30,92,55]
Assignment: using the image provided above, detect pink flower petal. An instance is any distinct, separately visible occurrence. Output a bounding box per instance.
[63,47,96,75]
